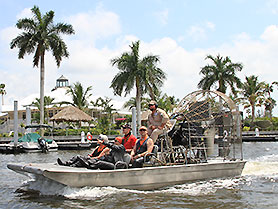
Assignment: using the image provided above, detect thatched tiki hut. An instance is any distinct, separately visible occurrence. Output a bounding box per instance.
[50,106,93,128]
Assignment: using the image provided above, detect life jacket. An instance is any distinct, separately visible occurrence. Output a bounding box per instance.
[135,137,149,155]
[122,133,131,145]
[89,145,106,157]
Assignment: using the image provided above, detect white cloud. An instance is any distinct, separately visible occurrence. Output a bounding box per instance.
[261,25,278,42]
[266,0,278,14]
[154,9,169,25]
[233,32,251,42]
[186,21,215,42]
[67,7,121,43]
[16,7,32,20]
[0,26,19,43]
[188,25,207,41]
[206,21,215,30]
[2,8,278,116]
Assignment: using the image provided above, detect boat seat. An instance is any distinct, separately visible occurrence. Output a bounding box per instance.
[114,153,131,169]
[123,153,131,165]
[158,119,177,138]
[143,145,159,166]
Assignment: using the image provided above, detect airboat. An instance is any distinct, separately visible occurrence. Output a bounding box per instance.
[7,90,246,190]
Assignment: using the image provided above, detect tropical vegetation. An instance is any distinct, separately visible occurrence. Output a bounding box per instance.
[62,82,92,112]
[198,54,243,95]
[262,81,278,119]
[197,54,278,130]
[91,96,117,134]
[0,83,6,105]
[10,5,74,127]
[240,75,265,123]
[110,40,166,127]
[123,97,150,110]
[31,96,56,123]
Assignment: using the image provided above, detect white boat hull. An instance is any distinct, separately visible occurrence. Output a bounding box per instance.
[20,141,58,153]
[7,160,246,190]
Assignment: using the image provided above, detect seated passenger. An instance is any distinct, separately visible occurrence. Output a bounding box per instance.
[120,123,137,153]
[130,126,154,168]
[57,134,109,167]
[83,136,127,169]
[57,135,127,170]
[88,134,109,158]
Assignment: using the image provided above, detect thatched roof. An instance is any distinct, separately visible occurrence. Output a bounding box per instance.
[50,106,93,122]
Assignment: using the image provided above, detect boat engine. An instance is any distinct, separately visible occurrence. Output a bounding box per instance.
[155,90,242,166]
[38,137,49,153]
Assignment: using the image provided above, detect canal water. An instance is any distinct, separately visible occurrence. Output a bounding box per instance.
[1,142,278,209]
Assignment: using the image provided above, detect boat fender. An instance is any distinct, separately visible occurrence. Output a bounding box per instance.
[87,134,93,141]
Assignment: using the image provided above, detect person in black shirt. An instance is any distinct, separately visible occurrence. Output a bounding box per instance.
[57,134,108,167]
[130,126,154,168]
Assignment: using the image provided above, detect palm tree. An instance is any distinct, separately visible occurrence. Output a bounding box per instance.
[198,54,243,95]
[0,83,6,106]
[91,97,117,134]
[263,81,278,119]
[10,5,74,127]
[31,96,56,123]
[156,92,180,115]
[240,75,265,123]
[64,82,92,111]
[110,40,166,127]
[123,97,150,110]
[92,97,116,115]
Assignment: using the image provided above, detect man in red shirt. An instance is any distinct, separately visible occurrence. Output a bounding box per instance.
[121,124,137,153]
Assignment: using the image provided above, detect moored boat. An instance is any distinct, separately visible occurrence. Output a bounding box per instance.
[10,132,58,153]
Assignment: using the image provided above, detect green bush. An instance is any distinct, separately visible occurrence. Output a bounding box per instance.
[243,116,278,131]
[243,120,251,127]
[2,133,8,137]
[254,120,272,129]
[272,117,278,128]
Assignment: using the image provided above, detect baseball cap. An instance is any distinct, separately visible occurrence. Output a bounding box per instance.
[149,100,157,106]
[139,126,148,131]
[121,124,131,129]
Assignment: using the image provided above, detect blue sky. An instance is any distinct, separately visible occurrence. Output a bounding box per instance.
[1,0,278,116]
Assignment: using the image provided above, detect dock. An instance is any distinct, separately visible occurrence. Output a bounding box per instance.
[1,131,278,154]
[242,131,278,142]
[0,135,117,154]
[53,135,97,150]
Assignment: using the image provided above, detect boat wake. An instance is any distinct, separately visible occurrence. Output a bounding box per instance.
[19,176,246,200]
[242,154,278,176]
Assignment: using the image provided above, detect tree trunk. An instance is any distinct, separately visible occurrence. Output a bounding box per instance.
[40,54,45,135]
[251,104,255,123]
[136,79,141,129]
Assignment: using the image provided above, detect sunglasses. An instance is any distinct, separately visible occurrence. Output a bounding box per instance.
[139,129,147,131]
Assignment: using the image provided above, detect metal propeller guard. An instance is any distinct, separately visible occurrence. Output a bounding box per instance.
[149,90,242,166]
